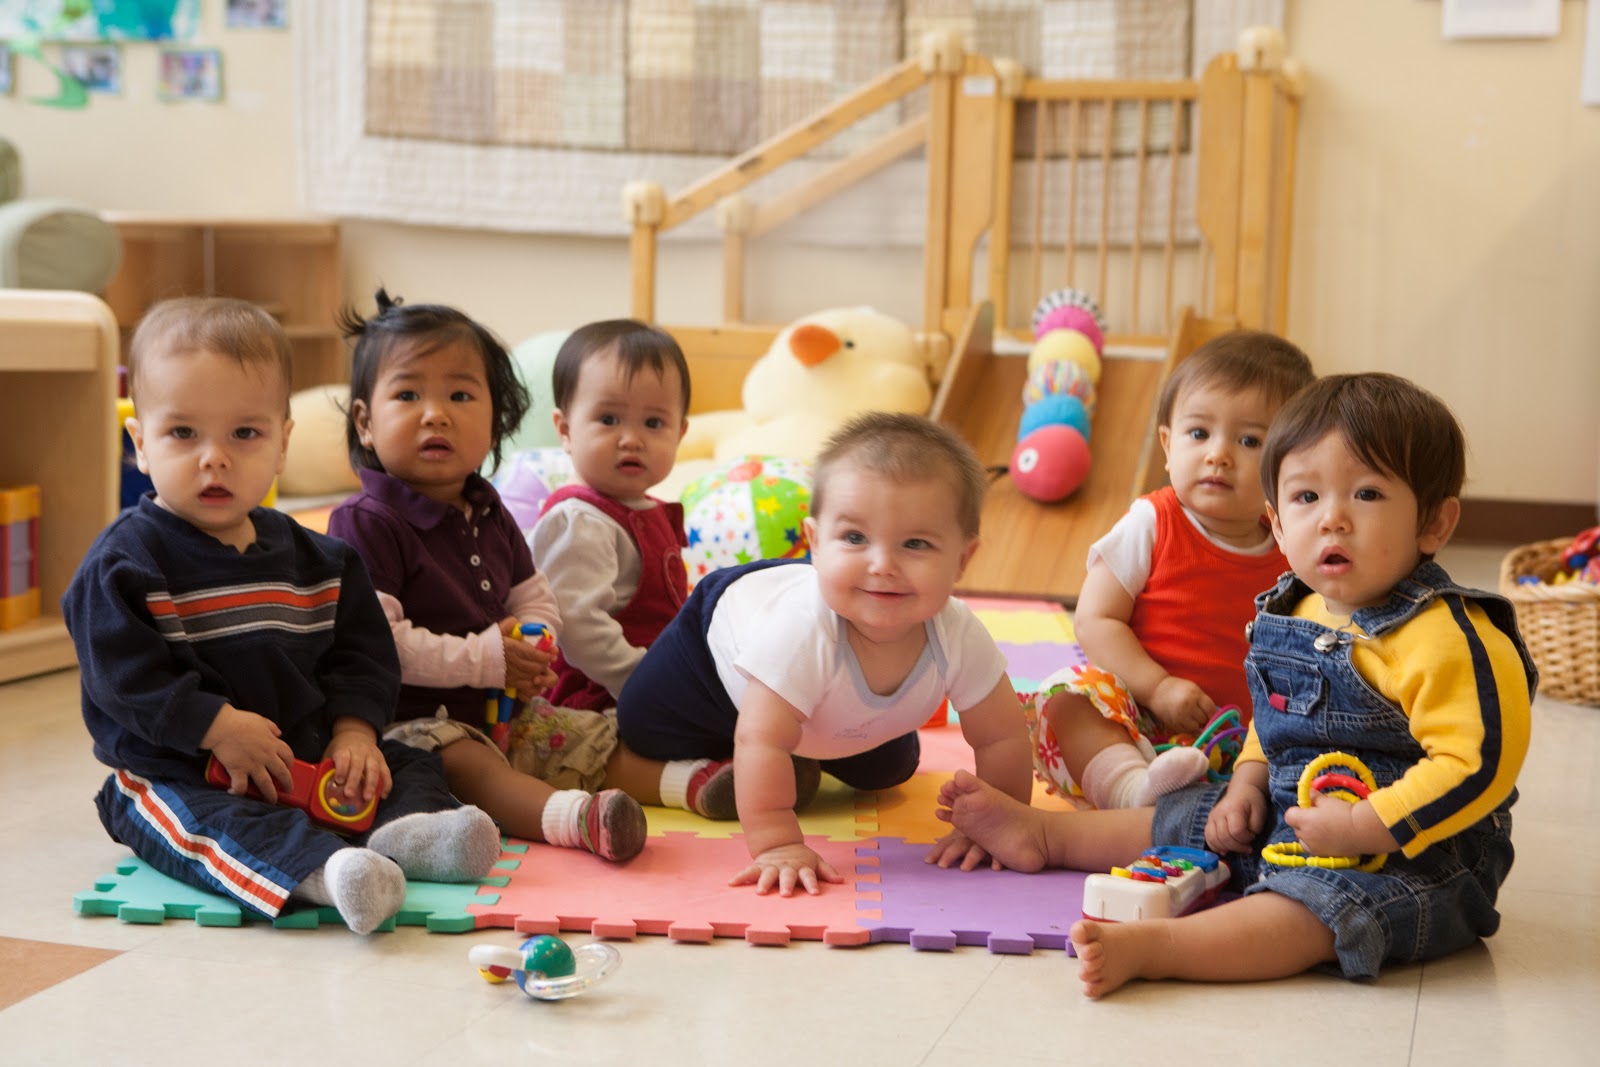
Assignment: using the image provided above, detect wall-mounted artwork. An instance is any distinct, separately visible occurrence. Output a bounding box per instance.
[59,43,121,94]
[226,0,286,29]
[0,45,11,95]
[159,46,221,101]
[0,1,198,41]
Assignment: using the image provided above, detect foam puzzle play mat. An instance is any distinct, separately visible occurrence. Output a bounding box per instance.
[74,600,1089,955]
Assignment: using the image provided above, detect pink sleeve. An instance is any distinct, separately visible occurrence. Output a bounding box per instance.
[507,571,561,642]
[377,591,508,689]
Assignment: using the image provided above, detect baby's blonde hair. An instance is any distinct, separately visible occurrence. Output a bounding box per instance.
[812,412,987,538]
[128,297,293,415]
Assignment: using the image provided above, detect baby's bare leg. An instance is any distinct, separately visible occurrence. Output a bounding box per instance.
[938,769,1154,872]
[1071,892,1336,998]
[1044,690,1131,784]
[602,743,669,806]
[441,741,554,841]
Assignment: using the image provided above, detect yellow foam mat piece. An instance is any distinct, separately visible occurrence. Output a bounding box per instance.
[643,774,869,841]
[969,606,1076,646]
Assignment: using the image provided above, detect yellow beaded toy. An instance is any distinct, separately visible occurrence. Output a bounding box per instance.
[1260,751,1388,874]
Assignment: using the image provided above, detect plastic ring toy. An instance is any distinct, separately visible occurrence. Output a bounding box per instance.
[1260,751,1388,873]
[468,936,622,1001]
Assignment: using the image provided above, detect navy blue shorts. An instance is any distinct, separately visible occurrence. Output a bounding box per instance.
[617,559,919,791]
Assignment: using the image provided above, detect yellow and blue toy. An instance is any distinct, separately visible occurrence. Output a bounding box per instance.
[486,622,555,752]
[1082,845,1230,922]
[0,484,40,631]
[469,934,621,1001]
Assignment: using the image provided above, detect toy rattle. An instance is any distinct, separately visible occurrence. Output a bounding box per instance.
[203,754,376,834]
[1260,751,1388,873]
[469,934,621,1001]
[1154,705,1248,783]
[486,622,555,752]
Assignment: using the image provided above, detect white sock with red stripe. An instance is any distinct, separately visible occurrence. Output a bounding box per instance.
[658,759,712,810]
[367,805,501,883]
[293,848,406,935]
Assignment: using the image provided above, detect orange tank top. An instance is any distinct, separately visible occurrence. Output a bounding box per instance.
[1124,487,1288,720]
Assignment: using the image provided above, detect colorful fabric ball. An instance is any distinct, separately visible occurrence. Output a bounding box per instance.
[1019,393,1092,442]
[492,447,576,532]
[1022,358,1097,412]
[1027,329,1103,384]
[1034,305,1106,353]
[1011,425,1092,503]
[1032,288,1108,335]
[681,456,813,585]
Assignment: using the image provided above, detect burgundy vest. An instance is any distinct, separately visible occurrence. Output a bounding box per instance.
[540,485,688,710]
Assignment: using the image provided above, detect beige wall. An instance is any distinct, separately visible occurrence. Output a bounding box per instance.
[3,0,1596,504]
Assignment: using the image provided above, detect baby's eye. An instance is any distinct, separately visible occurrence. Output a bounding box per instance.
[1186,428,1209,442]
[171,426,195,440]
[645,417,665,430]
[450,390,473,403]
[396,389,419,402]
[843,531,867,546]
[233,427,261,441]
[1355,487,1383,502]
[904,538,932,551]
[598,413,619,426]
[1239,434,1262,449]
[1292,490,1318,504]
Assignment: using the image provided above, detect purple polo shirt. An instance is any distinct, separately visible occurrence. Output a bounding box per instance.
[328,468,536,724]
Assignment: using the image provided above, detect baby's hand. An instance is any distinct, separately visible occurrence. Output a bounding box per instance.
[323,721,393,805]
[729,843,843,897]
[201,703,294,803]
[1147,676,1216,736]
[924,828,999,871]
[500,618,558,694]
[1205,781,1267,854]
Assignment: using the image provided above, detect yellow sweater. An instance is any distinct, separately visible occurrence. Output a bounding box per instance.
[1238,594,1531,858]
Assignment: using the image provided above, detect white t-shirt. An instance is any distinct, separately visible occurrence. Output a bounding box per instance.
[1089,496,1277,598]
[704,565,1008,760]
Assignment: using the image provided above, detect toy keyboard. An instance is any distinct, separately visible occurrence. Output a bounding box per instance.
[1081,845,1229,922]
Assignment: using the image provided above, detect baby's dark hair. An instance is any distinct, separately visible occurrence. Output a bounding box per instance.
[812,412,987,539]
[128,297,294,415]
[1156,329,1315,428]
[1262,372,1466,529]
[338,288,529,473]
[551,320,691,416]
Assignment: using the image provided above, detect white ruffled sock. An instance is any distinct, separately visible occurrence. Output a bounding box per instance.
[1080,743,1151,810]
[657,759,711,810]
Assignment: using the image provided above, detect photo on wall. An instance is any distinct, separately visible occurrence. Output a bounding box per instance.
[158,46,222,101]
[0,45,11,95]
[59,44,122,94]
[225,0,287,29]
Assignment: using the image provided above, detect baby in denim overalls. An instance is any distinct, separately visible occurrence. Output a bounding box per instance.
[935,372,1536,997]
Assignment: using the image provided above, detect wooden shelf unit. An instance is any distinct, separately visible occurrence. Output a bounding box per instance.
[0,291,120,683]
[101,214,346,389]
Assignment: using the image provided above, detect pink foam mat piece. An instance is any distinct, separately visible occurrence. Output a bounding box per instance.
[468,832,880,946]
[856,837,1088,955]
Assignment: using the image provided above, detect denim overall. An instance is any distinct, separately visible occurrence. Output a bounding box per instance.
[1152,561,1536,979]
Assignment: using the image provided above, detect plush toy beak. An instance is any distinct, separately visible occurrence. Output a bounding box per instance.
[788,323,842,367]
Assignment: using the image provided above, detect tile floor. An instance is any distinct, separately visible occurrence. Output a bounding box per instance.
[0,544,1595,1065]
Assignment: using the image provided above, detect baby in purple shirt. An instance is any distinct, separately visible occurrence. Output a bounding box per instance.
[328,289,647,862]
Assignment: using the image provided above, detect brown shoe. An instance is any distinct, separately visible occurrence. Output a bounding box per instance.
[577,789,648,862]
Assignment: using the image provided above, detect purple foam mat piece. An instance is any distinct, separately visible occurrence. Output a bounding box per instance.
[856,837,1088,955]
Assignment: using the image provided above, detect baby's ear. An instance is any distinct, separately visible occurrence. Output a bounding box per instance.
[1418,497,1461,556]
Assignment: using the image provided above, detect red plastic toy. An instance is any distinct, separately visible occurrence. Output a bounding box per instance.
[486,622,556,752]
[204,754,377,833]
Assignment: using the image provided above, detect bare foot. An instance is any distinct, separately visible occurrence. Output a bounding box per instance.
[934,770,1049,872]
[1071,919,1163,998]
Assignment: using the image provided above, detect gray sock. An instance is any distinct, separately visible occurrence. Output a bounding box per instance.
[293,848,406,935]
[366,805,501,883]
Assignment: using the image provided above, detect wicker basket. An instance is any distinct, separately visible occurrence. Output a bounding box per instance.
[1499,539,1600,706]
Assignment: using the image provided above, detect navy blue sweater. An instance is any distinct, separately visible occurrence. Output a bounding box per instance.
[63,497,400,782]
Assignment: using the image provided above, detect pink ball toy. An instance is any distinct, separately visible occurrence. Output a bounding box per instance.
[1034,305,1105,353]
[1010,424,1092,503]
